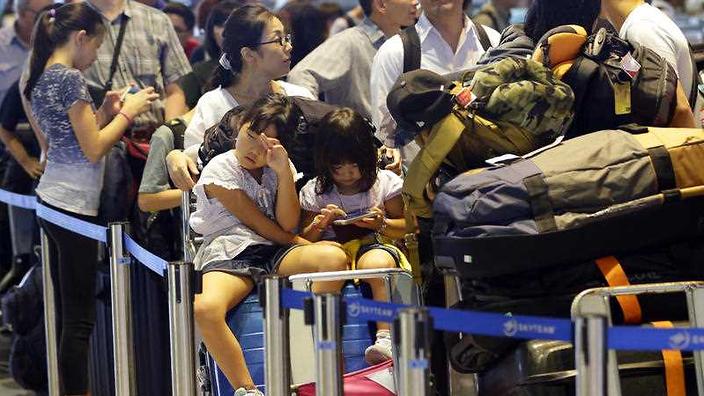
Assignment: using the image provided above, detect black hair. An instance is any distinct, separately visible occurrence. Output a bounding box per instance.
[24,2,105,101]
[359,0,372,17]
[524,0,601,43]
[238,93,299,150]
[314,108,378,195]
[210,4,277,89]
[203,0,245,62]
[164,2,196,31]
[289,3,327,67]
[319,2,344,22]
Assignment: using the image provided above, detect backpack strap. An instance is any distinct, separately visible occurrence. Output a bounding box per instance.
[343,14,355,28]
[562,56,600,124]
[402,112,466,282]
[472,19,493,51]
[472,9,499,36]
[652,321,687,396]
[400,26,421,74]
[595,256,643,324]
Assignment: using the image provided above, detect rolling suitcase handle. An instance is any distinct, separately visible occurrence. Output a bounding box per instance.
[571,281,704,396]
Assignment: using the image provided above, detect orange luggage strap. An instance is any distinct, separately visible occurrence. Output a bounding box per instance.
[652,321,687,396]
[595,256,642,324]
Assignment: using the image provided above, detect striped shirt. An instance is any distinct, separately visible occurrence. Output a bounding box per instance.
[287,17,386,118]
[83,0,192,128]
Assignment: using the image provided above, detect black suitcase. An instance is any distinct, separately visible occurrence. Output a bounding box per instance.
[89,264,172,396]
[478,339,698,396]
[88,268,115,396]
[131,262,171,396]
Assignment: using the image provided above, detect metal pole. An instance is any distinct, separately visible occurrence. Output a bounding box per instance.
[395,307,432,396]
[262,276,291,396]
[307,293,343,396]
[40,228,60,396]
[686,286,704,396]
[181,191,193,262]
[575,314,607,396]
[108,222,136,396]
[168,261,197,396]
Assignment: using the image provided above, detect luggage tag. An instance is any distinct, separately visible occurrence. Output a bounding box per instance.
[484,135,565,167]
[454,86,477,109]
[620,52,641,80]
[614,82,632,115]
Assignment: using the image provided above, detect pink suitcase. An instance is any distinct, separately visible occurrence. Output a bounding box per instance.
[296,360,395,395]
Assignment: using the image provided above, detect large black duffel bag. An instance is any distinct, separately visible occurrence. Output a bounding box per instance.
[444,239,703,374]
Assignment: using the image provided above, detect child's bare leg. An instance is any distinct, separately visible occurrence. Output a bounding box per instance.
[277,243,348,293]
[194,272,255,389]
[357,249,397,332]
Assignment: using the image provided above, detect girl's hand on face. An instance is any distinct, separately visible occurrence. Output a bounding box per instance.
[353,206,385,230]
[262,134,290,174]
[315,204,346,229]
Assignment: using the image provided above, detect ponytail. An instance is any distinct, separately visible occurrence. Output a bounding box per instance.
[24,3,105,101]
[206,64,234,92]
[24,11,55,101]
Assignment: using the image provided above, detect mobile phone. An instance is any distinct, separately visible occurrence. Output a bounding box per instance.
[332,211,379,226]
[119,85,140,102]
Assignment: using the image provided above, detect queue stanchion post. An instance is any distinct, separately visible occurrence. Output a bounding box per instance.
[168,260,197,396]
[575,314,607,396]
[262,276,291,396]
[394,307,432,396]
[304,293,343,396]
[108,221,137,395]
[40,228,60,396]
[181,191,196,263]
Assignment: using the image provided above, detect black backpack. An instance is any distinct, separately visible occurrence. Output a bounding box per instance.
[1,265,47,392]
[536,26,679,139]
[198,97,339,189]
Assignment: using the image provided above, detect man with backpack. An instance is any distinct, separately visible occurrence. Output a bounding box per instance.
[288,0,419,119]
[369,0,500,167]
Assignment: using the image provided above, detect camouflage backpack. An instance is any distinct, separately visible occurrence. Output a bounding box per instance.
[467,57,575,140]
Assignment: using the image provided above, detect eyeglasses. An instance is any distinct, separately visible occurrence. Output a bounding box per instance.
[257,34,291,47]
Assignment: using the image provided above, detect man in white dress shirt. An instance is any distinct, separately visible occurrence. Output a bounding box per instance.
[369,0,501,166]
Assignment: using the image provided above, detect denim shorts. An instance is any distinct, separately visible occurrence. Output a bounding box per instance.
[201,244,299,281]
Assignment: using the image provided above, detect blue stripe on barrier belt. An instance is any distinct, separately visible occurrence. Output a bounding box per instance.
[123,234,167,275]
[428,307,573,342]
[609,326,704,352]
[0,189,36,210]
[281,288,704,349]
[280,288,573,341]
[35,203,107,243]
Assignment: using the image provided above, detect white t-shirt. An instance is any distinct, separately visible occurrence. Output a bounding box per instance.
[299,169,403,240]
[620,3,694,99]
[190,151,293,269]
[183,81,315,152]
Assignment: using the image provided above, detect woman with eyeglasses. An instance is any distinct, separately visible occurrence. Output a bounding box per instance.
[167,4,314,191]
